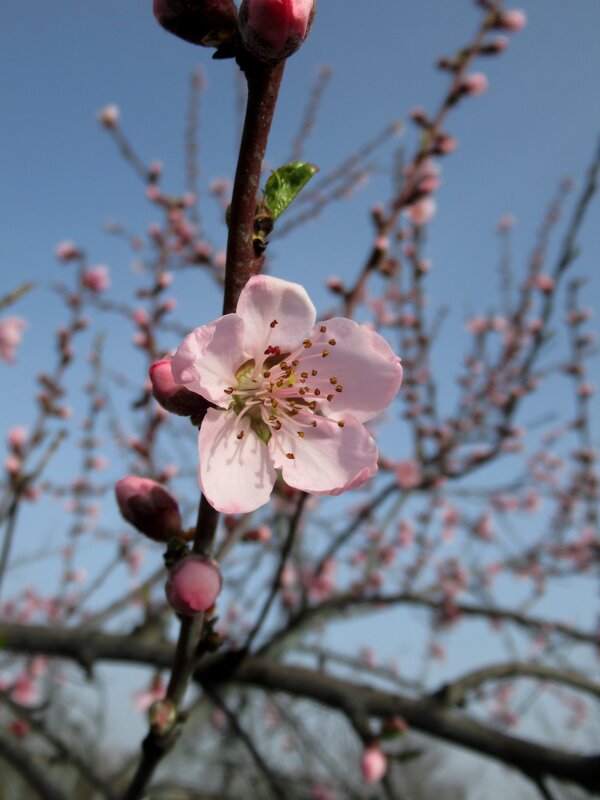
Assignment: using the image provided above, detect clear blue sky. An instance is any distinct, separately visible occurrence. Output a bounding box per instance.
[1,2,599,787]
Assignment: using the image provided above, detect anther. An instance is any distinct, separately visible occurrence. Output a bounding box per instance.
[303,339,312,349]
[224,387,234,394]
[237,431,245,439]
[322,349,330,358]
[311,369,318,376]
[314,388,321,396]
[297,431,305,438]
[335,385,343,393]
[308,401,317,410]
[311,420,317,427]
[263,371,271,378]
[270,319,278,328]
[328,339,337,346]
[301,372,308,379]
[286,453,295,459]
[320,325,327,333]
[274,421,282,431]
[327,394,334,402]
[329,377,337,385]
[337,420,345,428]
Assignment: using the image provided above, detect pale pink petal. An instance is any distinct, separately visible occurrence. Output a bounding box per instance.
[236,275,316,356]
[171,314,247,407]
[199,408,276,513]
[312,318,402,422]
[269,413,378,495]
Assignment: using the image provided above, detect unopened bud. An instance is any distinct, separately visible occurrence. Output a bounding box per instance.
[115,476,182,542]
[239,0,316,64]
[360,744,387,784]
[149,357,211,420]
[153,0,239,48]
[495,9,527,32]
[148,699,177,734]
[165,554,222,616]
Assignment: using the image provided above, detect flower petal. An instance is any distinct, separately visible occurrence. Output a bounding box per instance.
[236,275,316,356]
[269,412,378,495]
[199,408,276,513]
[311,318,403,422]
[171,314,247,407]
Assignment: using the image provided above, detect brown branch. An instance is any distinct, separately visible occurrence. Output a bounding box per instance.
[0,727,72,800]
[1,623,599,793]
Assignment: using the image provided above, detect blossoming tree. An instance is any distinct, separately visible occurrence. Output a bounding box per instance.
[0,1,599,799]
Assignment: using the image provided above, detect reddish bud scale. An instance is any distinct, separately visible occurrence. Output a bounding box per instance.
[153,0,239,48]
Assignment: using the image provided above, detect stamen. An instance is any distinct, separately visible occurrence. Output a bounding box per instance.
[327,394,334,402]
[263,371,271,378]
[328,339,337,346]
[335,385,343,393]
[297,431,305,438]
[337,420,345,428]
[303,339,312,349]
[237,430,245,439]
[311,370,318,376]
[270,319,278,328]
[322,349,330,358]
[286,453,295,459]
[320,325,327,333]
[314,388,321,396]
[329,377,337,385]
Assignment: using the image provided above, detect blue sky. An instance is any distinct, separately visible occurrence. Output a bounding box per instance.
[1,1,599,787]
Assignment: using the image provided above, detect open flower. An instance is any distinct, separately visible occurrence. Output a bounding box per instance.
[172,275,402,513]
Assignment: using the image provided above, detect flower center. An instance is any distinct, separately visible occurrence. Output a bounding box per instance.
[224,322,345,458]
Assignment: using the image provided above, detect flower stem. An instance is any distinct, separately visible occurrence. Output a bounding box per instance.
[222,59,285,314]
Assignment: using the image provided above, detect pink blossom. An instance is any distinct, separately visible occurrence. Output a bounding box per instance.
[133,675,166,711]
[406,197,436,226]
[115,475,182,542]
[165,554,222,616]
[0,317,27,364]
[82,265,110,293]
[7,426,27,455]
[55,240,80,262]
[497,9,527,32]
[360,744,387,784]
[395,459,422,489]
[240,0,316,62]
[497,214,516,232]
[461,73,488,96]
[531,274,555,293]
[171,275,403,513]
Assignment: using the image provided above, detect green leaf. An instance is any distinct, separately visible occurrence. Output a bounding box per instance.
[264,162,319,221]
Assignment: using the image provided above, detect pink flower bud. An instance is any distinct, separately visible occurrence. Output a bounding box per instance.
[55,240,80,262]
[149,357,211,419]
[115,476,182,542]
[406,197,436,226]
[497,9,527,32]
[97,105,120,128]
[82,265,110,293]
[360,745,387,784]
[153,0,238,48]
[0,317,27,364]
[239,0,316,63]
[461,73,488,96]
[165,554,222,615]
